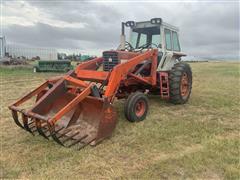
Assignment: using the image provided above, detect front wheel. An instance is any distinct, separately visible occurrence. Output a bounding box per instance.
[169,62,192,104]
[124,92,149,122]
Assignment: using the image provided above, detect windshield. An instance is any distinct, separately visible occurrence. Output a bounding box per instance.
[129,26,161,49]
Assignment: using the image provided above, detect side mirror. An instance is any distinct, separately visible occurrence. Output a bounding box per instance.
[158,44,162,48]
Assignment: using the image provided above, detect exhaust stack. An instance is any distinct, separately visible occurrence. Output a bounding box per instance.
[120,22,126,50]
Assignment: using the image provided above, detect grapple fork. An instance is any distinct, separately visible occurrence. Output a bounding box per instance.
[9,76,117,149]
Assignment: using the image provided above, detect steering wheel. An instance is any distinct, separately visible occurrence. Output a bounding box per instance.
[117,41,134,51]
[124,41,134,51]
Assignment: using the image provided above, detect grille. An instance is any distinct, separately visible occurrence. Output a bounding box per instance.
[103,51,119,71]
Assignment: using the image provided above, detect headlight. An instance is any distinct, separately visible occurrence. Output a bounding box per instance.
[150,18,162,24]
[125,21,136,27]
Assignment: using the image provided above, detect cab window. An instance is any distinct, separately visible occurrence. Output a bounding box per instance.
[164,29,172,50]
[130,26,161,49]
[138,34,147,47]
[130,31,138,48]
[152,34,161,47]
[172,31,180,51]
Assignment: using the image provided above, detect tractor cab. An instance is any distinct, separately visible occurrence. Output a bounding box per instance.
[119,18,186,71]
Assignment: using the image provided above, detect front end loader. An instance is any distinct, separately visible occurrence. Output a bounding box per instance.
[9,18,192,149]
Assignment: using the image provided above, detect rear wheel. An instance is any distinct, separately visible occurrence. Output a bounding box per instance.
[124,92,149,122]
[169,62,192,104]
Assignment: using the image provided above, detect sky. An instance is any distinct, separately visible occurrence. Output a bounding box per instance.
[1,0,239,59]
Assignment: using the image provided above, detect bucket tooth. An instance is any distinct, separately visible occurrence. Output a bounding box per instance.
[29,125,37,134]
[54,127,65,134]
[51,133,65,146]
[42,125,52,137]
[31,122,38,133]
[42,127,49,132]
[49,126,65,146]
[46,133,52,138]
[68,135,88,148]
[28,119,36,129]
[35,119,49,140]
[78,138,96,150]
[62,132,80,144]
[28,118,35,127]
[50,127,75,146]
[31,127,38,133]
[56,129,72,139]
[11,110,25,129]
[28,120,35,126]
[22,114,34,135]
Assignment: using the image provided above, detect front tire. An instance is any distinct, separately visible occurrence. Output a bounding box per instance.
[169,62,192,104]
[124,92,149,122]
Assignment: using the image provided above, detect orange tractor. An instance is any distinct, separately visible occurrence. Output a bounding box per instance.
[9,18,192,149]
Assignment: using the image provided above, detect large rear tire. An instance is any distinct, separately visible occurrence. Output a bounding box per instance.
[124,92,149,122]
[169,62,192,104]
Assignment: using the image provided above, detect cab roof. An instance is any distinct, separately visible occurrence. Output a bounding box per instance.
[131,19,179,32]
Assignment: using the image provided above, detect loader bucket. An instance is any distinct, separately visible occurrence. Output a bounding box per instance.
[9,79,117,149]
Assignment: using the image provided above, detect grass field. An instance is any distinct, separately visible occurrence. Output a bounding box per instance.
[0,62,239,179]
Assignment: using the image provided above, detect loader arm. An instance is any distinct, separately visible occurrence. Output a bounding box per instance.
[104,49,158,101]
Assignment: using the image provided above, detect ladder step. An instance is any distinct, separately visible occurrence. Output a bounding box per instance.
[159,72,169,99]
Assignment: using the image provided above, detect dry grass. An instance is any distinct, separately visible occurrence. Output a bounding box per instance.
[0,62,239,179]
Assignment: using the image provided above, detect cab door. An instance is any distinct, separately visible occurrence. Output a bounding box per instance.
[157,28,181,71]
[164,28,181,52]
